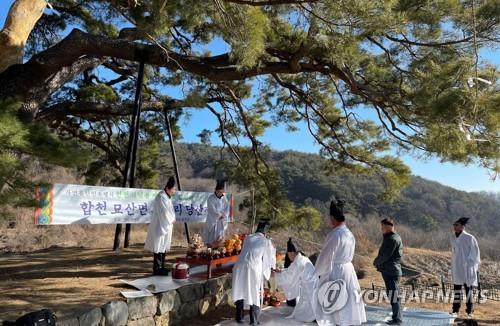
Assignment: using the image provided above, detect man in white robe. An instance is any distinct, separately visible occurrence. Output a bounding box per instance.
[450,217,481,318]
[275,238,316,323]
[313,199,366,326]
[203,179,230,247]
[144,176,176,275]
[232,219,276,325]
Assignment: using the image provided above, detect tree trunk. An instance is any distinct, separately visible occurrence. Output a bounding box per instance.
[0,0,47,73]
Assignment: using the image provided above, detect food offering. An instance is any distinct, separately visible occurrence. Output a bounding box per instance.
[197,233,245,260]
[223,233,243,255]
[187,233,204,257]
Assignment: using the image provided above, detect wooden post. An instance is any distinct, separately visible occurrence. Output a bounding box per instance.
[113,60,145,251]
[477,271,481,303]
[441,274,446,297]
[164,109,190,244]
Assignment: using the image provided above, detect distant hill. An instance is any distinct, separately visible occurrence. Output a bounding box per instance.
[170,142,500,237]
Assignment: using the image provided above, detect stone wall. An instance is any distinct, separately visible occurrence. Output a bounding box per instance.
[56,274,233,326]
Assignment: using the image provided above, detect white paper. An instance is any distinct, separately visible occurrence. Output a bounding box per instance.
[121,289,153,298]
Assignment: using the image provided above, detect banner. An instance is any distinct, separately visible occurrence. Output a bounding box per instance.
[34,183,233,225]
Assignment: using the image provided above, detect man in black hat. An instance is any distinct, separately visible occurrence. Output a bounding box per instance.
[313,199,366,325]
[144,177,177,275]
[203,179,230,247]
[232,219,276,325]
[450,217,481,319]
[283,238,297,307]
[274,237,316,322]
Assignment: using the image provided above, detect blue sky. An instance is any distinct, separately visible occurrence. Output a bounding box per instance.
[1,2,498,193]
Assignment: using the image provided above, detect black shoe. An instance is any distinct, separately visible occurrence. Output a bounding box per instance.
[235,320,244,324]
[386,320,402,325]
[153,268,170,276]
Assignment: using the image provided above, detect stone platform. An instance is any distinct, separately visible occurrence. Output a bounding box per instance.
[218,304,454,326]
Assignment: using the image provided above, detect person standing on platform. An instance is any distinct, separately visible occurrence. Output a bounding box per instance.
[450,217,481,319]
[144,176,176,275]
[232,219,276,325]
[373,218,403,325]
[313,199,367,326]
[203,179,230,248]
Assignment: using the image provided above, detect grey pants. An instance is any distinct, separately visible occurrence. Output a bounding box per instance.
[235,299,260,324]
[382,273,402,323]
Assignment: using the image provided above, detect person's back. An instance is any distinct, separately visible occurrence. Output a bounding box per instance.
[232,219,275,325]
[333,225,356,265]
[375,231,403,276]
[235,233,268,268]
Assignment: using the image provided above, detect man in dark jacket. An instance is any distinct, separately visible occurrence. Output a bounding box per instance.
[374,218,403,325]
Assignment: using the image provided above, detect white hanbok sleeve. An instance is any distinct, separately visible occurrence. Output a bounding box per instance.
[222,196,230,221]
[206,195,219,222]
[262,239,276,281]
[314,232,338,278]
[466,236,481,285]
[224,196,232,227]
[275,258,302,299]
[468,236,481,266]
[158,195,175,233]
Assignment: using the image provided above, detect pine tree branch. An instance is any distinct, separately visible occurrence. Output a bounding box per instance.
[37,97,224,120]
[223,0,319,5]
[0,28,338,120]
[206,103,242,164]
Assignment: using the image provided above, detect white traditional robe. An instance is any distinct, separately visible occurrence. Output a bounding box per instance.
[144,191,175,253]
[203,193,230,244]
[451,230,481,286]
[275,253,317,322]
[232,233,276,306]
[313,225,366,326]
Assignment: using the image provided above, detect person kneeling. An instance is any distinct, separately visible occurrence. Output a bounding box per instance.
[275,237,316,323]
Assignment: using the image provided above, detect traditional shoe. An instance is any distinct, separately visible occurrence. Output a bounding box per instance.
[449,312,458,318]
[386,320,402,325]
[155,268,170,276]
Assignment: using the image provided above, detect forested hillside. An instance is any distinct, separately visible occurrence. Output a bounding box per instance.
[173,143,500,236]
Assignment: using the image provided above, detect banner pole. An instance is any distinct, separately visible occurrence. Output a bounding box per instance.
[113,60,145,251]
[164,109,191,244]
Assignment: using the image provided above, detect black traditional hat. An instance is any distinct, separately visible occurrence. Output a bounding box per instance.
[215,179,225,190]
[287,237,298,253]
[165,176,176,189]
[454,217,470,225]
[330,198,346,222]
[256,218,271,234]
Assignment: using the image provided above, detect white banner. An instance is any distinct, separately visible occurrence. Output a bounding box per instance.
[34,183,233,225]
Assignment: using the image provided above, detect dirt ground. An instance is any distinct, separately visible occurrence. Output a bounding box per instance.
[0,245,191,322]
[0,224,498,325]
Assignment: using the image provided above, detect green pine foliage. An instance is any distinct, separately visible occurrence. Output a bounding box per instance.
[0,100,90,208]
[1,0,498,228]
[175,142,500,235]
